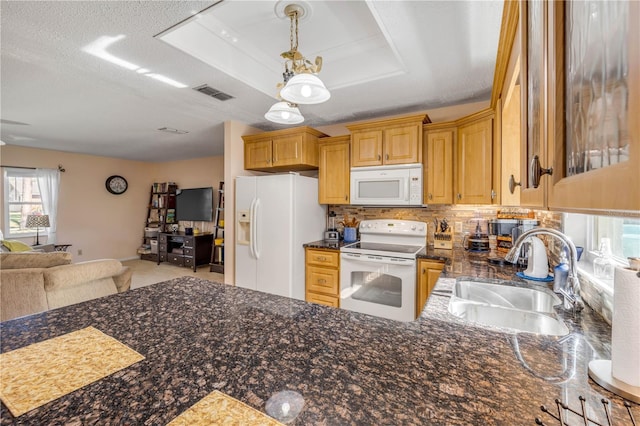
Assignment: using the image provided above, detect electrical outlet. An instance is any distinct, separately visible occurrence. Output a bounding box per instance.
[77,249,83,256]
[455,221,463,233]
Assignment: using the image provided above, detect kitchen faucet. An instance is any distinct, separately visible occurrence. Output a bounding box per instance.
[506,228,584,312]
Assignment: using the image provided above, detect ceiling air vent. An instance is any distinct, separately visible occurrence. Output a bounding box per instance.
[193,84,234,101]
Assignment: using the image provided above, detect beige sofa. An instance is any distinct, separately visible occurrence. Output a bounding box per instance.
[0,251,132,321]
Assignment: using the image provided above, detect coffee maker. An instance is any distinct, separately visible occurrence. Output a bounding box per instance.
[488,218,539,263]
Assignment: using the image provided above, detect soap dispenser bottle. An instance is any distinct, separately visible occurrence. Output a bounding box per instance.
[553,249,569,293]
[594,237,614,279]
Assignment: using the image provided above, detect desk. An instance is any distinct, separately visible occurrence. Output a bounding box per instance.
[157,232,213,272]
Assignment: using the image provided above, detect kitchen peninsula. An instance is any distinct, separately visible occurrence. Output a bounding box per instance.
[1,268,637,424]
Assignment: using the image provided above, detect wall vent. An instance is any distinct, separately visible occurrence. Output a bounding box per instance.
[193,84,234,101]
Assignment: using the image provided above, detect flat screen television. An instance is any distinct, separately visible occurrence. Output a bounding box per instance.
[175,187,213,222]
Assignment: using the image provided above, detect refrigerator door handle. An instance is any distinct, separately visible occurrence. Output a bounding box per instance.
[248,198,256,259]
[253,198,261,259]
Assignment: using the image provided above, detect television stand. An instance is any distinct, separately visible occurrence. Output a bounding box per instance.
[158,232,213,272]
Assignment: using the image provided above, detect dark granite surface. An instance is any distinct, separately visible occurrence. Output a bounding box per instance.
[1,246,639,425]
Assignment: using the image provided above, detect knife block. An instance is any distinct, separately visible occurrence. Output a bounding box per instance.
[434,229,453,250]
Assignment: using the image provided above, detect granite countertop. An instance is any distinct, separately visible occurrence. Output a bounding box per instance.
[1,248,638,424]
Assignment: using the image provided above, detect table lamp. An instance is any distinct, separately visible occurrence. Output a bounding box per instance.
[26,214,50,246]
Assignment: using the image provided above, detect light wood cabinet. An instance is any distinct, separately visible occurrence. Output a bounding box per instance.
[455,110,496,205]
[494,1,640,212]
[305,248,340,308]
[347,114,428,167]
[243,126,327,172]
[318,136,350,204]
[424,125,455,204]
[416,259,445,317]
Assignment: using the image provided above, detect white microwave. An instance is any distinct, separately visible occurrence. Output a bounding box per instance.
[350,163,423,205]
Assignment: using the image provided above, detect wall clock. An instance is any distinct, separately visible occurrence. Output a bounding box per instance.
[105,175,128,195]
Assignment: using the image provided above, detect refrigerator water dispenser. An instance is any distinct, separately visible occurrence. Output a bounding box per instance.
[237,211,250,245]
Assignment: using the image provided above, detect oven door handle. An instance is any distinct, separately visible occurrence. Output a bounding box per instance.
[340,253,415,266]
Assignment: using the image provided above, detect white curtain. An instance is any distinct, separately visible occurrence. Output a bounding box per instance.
[36,168,60,244]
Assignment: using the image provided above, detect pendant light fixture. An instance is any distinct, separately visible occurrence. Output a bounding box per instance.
[264,101,304,124]
[265,3,330,124]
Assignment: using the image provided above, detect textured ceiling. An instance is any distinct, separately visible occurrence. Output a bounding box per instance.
[0,1,503,162]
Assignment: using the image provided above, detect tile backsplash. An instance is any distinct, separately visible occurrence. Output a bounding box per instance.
[329,205,611,324]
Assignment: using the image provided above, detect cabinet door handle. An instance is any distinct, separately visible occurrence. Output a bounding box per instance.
[316,256,326,261]
[508,175,522,194]
[457,193,462,200]
[345,195,348,201]
[529,155,553,188]
[385,154,389,160]
[318,279,326,284]
[428,193,433,200]
[378,154,381,161]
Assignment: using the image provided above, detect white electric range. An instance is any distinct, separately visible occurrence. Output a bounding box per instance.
[340,219,427,321]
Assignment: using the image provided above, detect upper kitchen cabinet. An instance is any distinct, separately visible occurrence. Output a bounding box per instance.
[318,135,350,204]
[423,124,455,204]
[455,109,497,205]
[243,126,327,172]
[545,1,639,212]
[493,0,522,207]
[506,1,639,212]
[347,114,430,167]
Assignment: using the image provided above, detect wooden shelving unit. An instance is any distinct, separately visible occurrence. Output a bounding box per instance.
[138,182,177,261]
[209,182,224,273]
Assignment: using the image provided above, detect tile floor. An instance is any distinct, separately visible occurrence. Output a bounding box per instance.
[121,259,225,289]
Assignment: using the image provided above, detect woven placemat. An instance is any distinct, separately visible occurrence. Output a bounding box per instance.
[0,326,144,417]
[168,390,283,425]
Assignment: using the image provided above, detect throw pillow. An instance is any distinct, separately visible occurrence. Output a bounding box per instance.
[1,240,33,252]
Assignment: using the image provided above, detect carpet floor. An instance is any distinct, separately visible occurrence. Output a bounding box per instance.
[121,259,225,289]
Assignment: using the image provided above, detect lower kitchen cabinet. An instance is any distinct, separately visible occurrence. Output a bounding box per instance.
[305,248,340,308]
[416,259,445,317]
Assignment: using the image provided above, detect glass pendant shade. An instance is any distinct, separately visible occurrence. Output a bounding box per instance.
[280,73,330,105]
[264,101,304,124]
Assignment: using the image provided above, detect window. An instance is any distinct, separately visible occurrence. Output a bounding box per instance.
[564,213,640,288]
[3,168,44,238]
[592,216,640,263]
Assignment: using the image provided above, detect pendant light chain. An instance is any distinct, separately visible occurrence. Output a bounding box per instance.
[289,10,298,52]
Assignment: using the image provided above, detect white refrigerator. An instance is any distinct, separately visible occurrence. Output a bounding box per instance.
[235,174,326,300]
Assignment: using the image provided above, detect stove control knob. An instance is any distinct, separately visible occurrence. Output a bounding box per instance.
[411,225,416,230]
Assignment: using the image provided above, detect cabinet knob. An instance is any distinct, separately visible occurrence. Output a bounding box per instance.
[508,175,522,194]
[529,155,553,189]
[457,193,462,200]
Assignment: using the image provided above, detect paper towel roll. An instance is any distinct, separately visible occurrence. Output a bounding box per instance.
[611,266,640,387]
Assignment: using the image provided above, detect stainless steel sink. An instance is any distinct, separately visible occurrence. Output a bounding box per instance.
[452,279,561,313]
[448,279,569,336]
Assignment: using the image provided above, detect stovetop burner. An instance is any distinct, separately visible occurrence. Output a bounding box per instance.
[342,241,424,255]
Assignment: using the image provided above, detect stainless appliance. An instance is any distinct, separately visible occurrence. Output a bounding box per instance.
[340,219,426,322]
[350,164,423,205]
[488,218,538,254]
[464,218,490,252]
[235,174,326,300]
[324,211,339,242]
